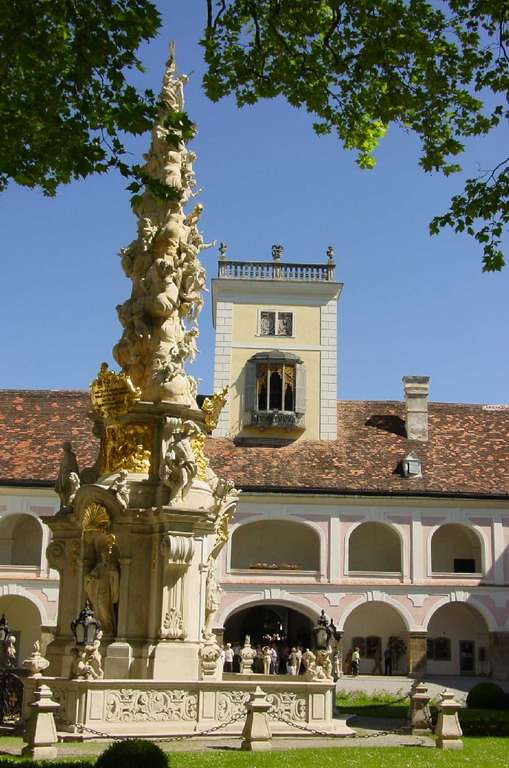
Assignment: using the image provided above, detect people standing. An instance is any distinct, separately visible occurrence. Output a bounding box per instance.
[351,646,360,677]
[270,645,279,675]
[287,646,299,675]
[223,642,234,673]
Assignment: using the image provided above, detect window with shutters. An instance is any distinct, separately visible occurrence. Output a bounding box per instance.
[244,351,305,429]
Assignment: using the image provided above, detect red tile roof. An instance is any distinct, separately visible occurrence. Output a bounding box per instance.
[1,391,508,498]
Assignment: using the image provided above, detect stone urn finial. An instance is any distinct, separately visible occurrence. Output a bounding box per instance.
[23,641,50,678]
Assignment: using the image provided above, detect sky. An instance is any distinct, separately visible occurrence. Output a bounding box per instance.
[1,1,508,405]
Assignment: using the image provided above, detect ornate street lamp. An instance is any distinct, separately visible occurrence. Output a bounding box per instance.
[71,601,101,646]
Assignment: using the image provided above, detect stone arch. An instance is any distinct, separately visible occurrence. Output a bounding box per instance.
[337,594,414,632]
[429,523,484,575]
[422,594,497,633]
[0,512,44,566]
[0,592,43,662]
[345,521,402,573]
[340,598,411,674]
[228,516,322,573]
[424,598,492,675]
[216,592,320,628]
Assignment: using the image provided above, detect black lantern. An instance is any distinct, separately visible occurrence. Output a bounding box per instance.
[312,609,330,651]
[0,614,8,644]
[71,601,101,646]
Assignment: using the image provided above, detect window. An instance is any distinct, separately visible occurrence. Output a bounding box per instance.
[260,310,293,337]
[427,637,451,661]
[366,636,382,659]
[352,637,366,656]
[244,351,306,429]
[256,363,295,411]
[454,558,476,573]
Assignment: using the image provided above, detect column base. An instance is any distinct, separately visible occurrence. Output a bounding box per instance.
[150,641,200,680]
[104,642,134,679]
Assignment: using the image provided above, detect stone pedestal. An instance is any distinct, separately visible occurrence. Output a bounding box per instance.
[241,687,272,751]
[489,632,509,680]
[408,683,432,734]
[436,691,463,750]
[104,641,133,678]
[407,632,427,678]
[22,683,59,760]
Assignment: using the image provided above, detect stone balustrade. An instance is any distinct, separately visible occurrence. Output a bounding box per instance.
[218,260,335,282]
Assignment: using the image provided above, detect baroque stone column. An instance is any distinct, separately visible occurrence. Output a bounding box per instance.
[407,632,427,678]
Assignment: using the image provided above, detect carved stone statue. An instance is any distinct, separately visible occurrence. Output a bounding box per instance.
[112,44,213,406]
[109,469,130,509]
[69,630,103,681]
[83,551,120,636]
[160,419,199,503]
[54,442,80,509]
[5,634,16,668]
[202,562,222,640]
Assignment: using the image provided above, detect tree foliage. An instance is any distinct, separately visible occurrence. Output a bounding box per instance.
[0,0,161,195]
[202,1,508,271]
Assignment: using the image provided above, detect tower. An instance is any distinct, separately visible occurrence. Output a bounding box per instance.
[212,244,342,441]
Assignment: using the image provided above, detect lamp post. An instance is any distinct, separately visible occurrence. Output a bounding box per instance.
[71,601,101,646]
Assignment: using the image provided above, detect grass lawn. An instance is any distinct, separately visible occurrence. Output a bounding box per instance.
[0,738,509,768]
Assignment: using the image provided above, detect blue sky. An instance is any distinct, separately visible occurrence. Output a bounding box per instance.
[1,1,507,404]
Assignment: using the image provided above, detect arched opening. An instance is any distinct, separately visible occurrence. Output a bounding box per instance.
[431,524,482,574]
[0,595,42,663]
[0,514,42,567]
[223,603,314,673]
[426,602,489,675]
[230,520,320,572]
[348,522,401,573]
[342,601,408,674]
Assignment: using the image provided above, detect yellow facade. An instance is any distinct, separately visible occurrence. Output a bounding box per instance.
[232,303,321,347]
[228,301,322,440]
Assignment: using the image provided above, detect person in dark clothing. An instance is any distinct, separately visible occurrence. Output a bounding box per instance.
[384,647,393,675]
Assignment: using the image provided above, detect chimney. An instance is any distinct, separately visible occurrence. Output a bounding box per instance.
[402,376,430,441]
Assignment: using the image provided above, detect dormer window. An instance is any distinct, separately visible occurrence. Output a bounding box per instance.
[259,310,293,337]
[401,452,422,478]
[244,351,305,430]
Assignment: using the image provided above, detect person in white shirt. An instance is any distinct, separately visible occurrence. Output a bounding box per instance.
[223,642,234,673]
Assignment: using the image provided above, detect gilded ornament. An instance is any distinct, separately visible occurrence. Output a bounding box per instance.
[191,387,228,480]
[81,502,115,554]
[90,362,141,419]
[103,423,152,474]
[201,386,228,431]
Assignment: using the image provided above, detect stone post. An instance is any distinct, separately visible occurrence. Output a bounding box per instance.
[407,632,427,678]
[435,691,463,750]
[489,632,509,680]
[408,683,432,734]
[240,635,257,674]
[22,683,60,760]
[241,686,272,752]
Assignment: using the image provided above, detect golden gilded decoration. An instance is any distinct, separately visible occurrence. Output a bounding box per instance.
[81,502,116,554]
[191,387,228,480]
[192,432,207,480]
[201,386,228,431]
[103,423,152,474]
[90,362,141,419]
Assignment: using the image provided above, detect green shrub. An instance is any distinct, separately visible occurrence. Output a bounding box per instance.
[96,739,168,768]
[466,682,509,710]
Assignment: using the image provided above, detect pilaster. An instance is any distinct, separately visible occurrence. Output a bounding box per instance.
[407,631,427,678]
[319,299,337,439]
[213,301,233,437]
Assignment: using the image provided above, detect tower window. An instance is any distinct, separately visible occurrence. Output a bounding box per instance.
[256,363,295,412]
[244,351,306,430]
[259,310,293,337]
